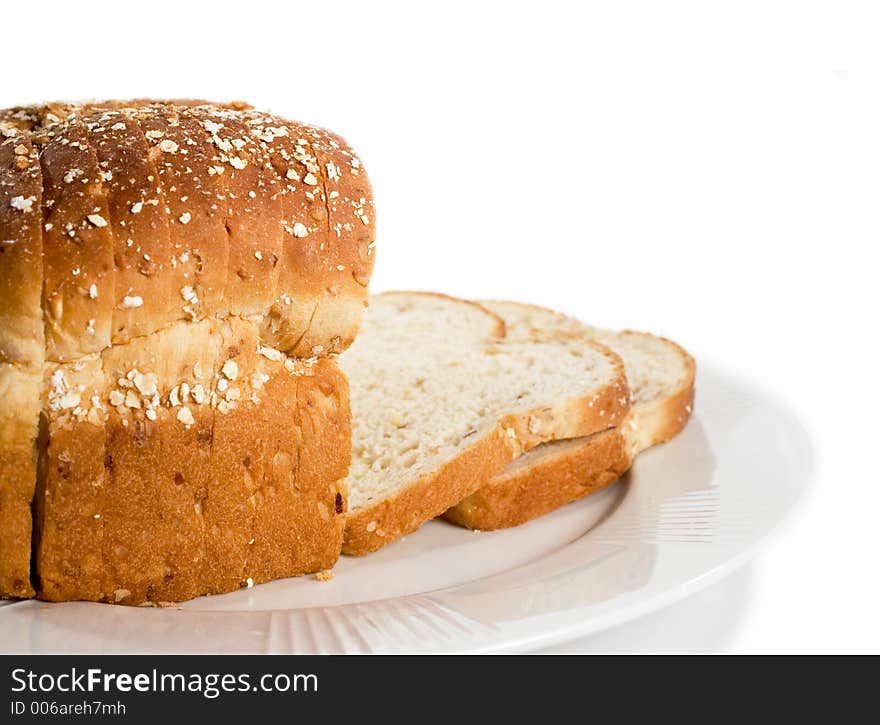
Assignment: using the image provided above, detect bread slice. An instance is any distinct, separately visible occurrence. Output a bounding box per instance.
[340,292,631,554]
[445,301,695,530]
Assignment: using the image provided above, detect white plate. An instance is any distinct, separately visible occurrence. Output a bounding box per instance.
[0,364,812,654]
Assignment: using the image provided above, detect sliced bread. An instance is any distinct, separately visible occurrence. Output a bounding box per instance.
[445,301,695,530]
[340,292,631,554]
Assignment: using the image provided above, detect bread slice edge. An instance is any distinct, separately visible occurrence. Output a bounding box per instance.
[444,307,695,531]
[342,300,631,554]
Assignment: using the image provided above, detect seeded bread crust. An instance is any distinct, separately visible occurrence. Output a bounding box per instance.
[445,303,695,531]
[342,292,630,555]
[0,100,372,601]
[0,129,43,597]
[34,321,350,604]
[0,365,39,598]
[1,100,375,362]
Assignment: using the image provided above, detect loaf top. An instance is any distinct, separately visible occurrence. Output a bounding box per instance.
[0,100,375,365]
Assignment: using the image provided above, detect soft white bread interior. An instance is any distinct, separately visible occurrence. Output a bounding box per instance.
[340,292,630,554]
[479,301,695,452]
[445,301,695,530]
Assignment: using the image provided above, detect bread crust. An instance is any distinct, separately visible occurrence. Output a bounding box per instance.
[444,429,633,531]
[33,320,350,604]
[35,356,108,601]
[0,100,376,362]
[343,426,514,555]
[83,109,177,343]
[0,129,43,367]
[376,290,508,338]
[37,115,117,361]
[0,365,40,597]
[0,129,43,598]
[162,101,378,350]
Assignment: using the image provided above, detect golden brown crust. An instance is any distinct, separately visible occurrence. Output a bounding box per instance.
[186,106,283,318]
[292,124,376,356]
[0,128,43,598]
[249,117,331,353]
[230,110,377,356]
[0,107,38,132]
[2,100,375,362]
[35,357,108,601]
[182,102,377,356]
[444,429,633,530]
[643,379,695,444]
[139,104,232,321]
[0,129,43,367]
[37,116,116,361]
[83,109,177,343]
[33,319,350,604]
[0,365,40,597]
[98,321,218,603]
[199,321,254,596]
[253,359,349,579]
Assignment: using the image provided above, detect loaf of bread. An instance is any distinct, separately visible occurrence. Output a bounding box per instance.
[0,100,374,602]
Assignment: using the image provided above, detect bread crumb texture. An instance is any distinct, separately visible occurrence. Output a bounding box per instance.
[340,293,631,554]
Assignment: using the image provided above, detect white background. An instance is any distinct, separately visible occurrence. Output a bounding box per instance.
[4,1,876,653]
